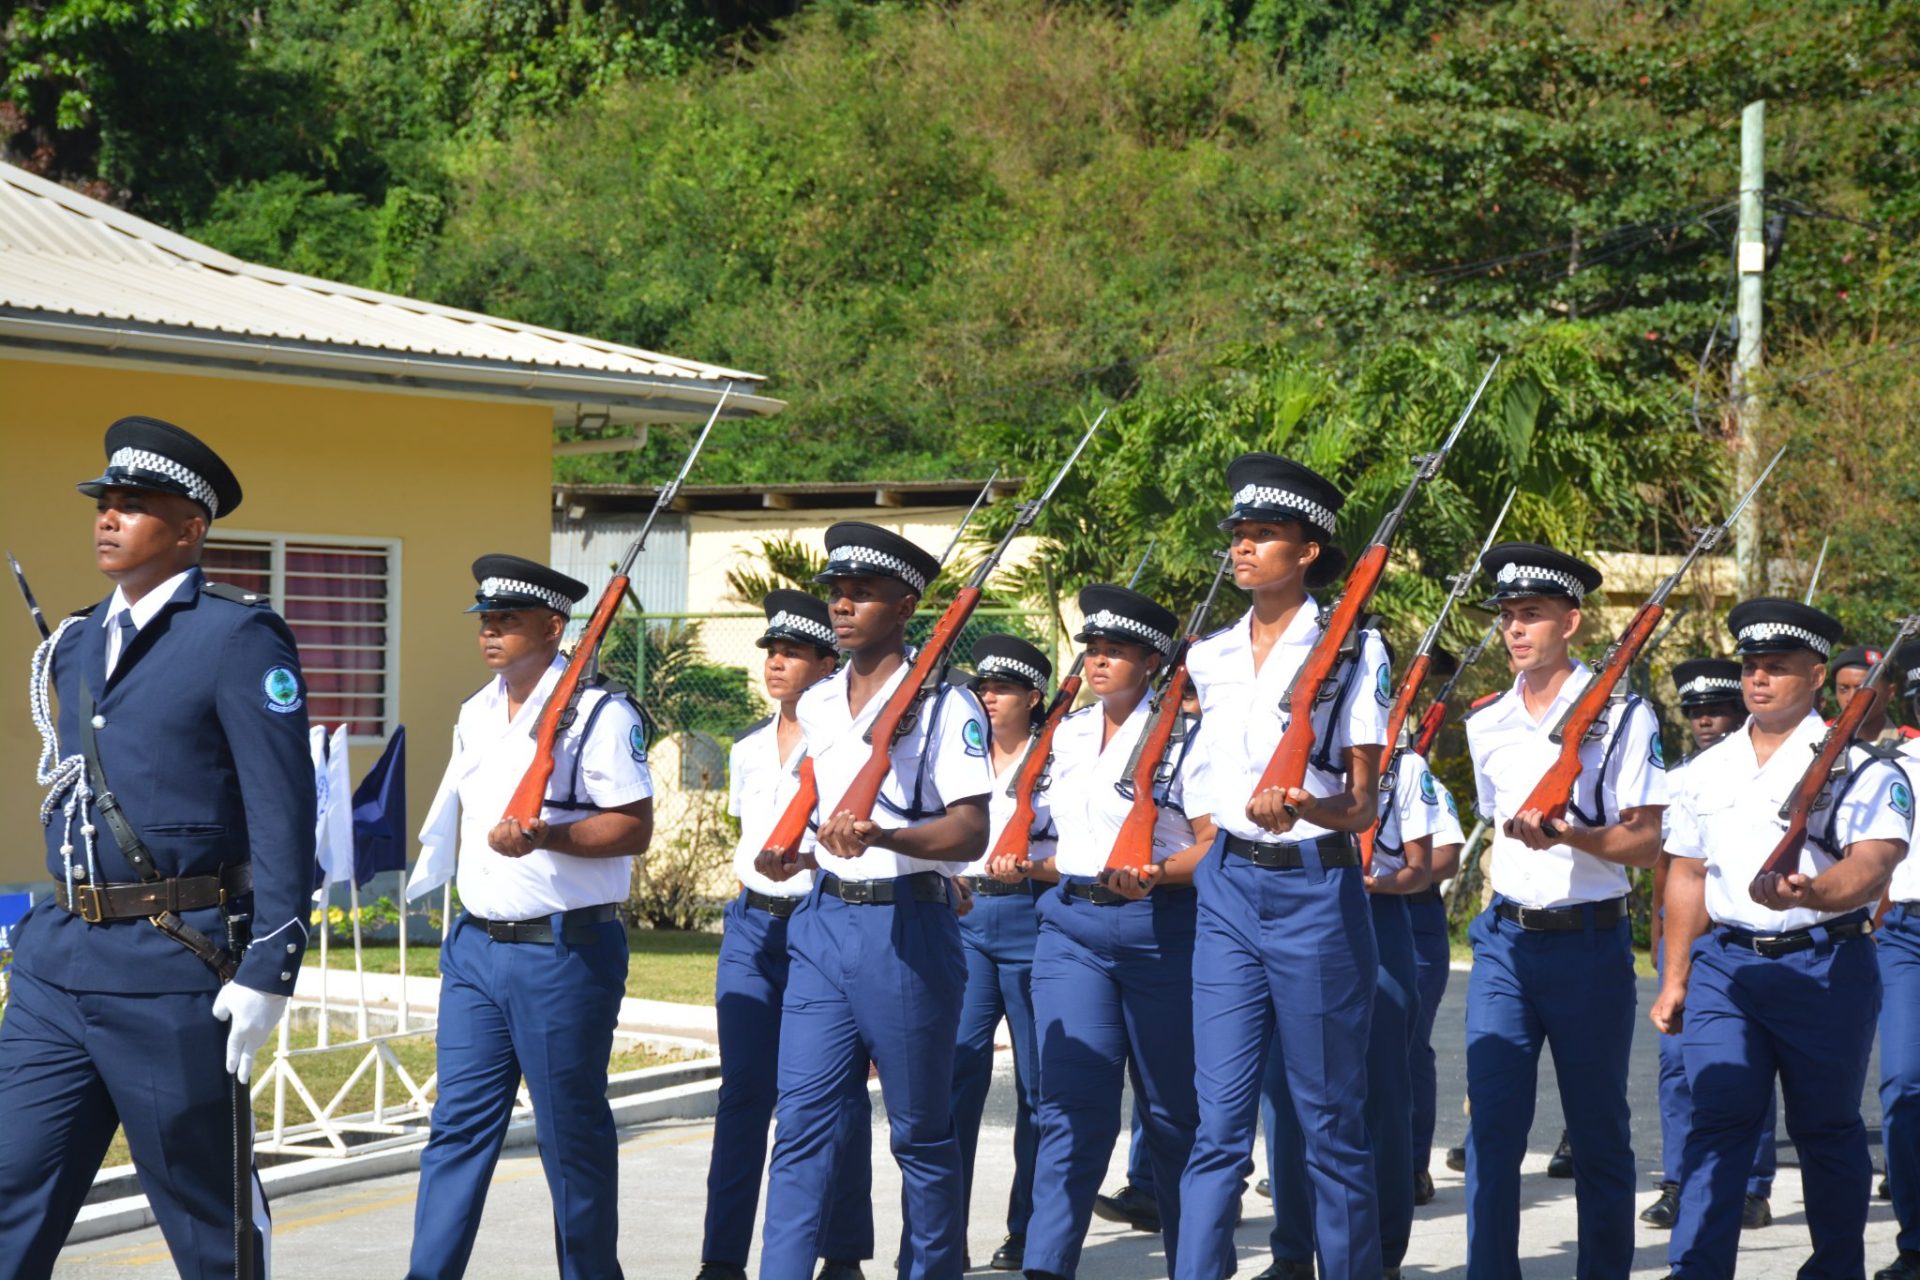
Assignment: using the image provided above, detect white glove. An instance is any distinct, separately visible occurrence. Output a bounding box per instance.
[211,983,288,1085]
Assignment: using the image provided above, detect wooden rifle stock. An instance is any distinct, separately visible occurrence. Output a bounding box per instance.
[506,576,629,822]
[1358,649,1431,873]
[1413,699,1448,758]
[761,756,819,865]
[990,665,1085,864]
[1106,660,1198,873]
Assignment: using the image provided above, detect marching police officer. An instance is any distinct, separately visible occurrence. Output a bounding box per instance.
[1830,644,1912,750]
[699,590,871,1280]
[752,522,992,1280]
[1463,543,1666,1280]
[1642,658,1776,1232]
[1875,638,1920,1280]
[1406,650,1465,1206]
[407,555,655,1280]
[0,417,315,1278]
[1177,455,1392,1280]
[1653,600,1910,1280]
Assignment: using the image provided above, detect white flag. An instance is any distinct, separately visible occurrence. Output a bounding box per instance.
[406,727,463,902]
[309,725,330,894]
[323,724,356,886]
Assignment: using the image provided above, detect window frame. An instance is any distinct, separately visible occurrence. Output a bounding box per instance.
[203,529,403,747]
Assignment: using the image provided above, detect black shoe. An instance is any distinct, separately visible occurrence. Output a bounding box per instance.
[1876,1251,1920,1280]
[990,1235,1024,1271]
[1256,1176,1272,1198]
[1445,1144,1466,1173]
[1883,1176,1895,1201]
[1640,1182,1679,1228]
[1250,1261,1315,1280]
[1547,1130,1574,1178]
[1384,1269,1402,1280]
[696,1267,748,1280]
[815,1262,864,1280]
[1091,1184,1161,1234]
[1740,1195,1771,1230]
[1414,1168,1435,1206]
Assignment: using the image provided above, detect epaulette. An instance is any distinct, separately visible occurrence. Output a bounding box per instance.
[1196,622,1234,644]
[1063,703,1097,721]
[740,712,776,737]
[1855,740,1906,763]
[68,603,98,619]
[943,666,973,688]
[1465,689,1505,718]
[202,582,271,607]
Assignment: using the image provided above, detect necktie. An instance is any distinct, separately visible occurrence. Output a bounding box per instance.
[109,611,136,678]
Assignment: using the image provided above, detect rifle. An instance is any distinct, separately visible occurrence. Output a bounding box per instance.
[1629,605,1692,699]
[505,386,732,821]
[1804,535,1831,605]
[1754,615,1920,882]
[940,469,1001,565]
[8,551,49,640]
[1359,488,1515,872]
[1104,551,1233,873]
[1252,356,1501,818]
[988,540,1156,870]
[1512,446,1785,837]
[1413,621,1498,757]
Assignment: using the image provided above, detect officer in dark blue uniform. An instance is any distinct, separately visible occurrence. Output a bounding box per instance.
[0,417,316,1279]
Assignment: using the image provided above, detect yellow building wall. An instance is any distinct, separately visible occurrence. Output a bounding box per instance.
[0,354,553,887]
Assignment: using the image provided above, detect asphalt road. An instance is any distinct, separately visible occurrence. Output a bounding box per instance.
[56,973,1900,1278]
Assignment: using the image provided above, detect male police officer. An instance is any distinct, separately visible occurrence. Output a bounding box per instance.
[753,522,992,1280]
[699,590,871,1280]
[1831,644,1912,751]
[407,556,654,1280]
[0,417,315,1278]
[1464,543,1666,1280]
[1653,600,1910,1280]
[1875,637,1920,1280]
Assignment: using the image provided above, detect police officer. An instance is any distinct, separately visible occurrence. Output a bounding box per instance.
[1463,543,1666,1280]
[752,522,992,1280]
[407,555,655,1280]
[698,590,871,1280]
[1642,658,1775,1232]
[1405,648,1465,1207]
[950,634,1056,1273]
[0,417,315,1278]
[1258,739,1464,1280]
[1874,639,1920,1280]
[1830,644,1912,751]
[1176,455,1392,1280]
[1652,599,1910,1280]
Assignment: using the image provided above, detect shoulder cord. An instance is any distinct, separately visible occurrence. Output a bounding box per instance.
[874,685,951,822]
[1809,753,1874,859]
[30,617,99,902]
[1566,692,1642,829]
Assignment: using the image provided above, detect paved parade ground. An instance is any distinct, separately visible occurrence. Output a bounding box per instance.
[56,974,1901,1277]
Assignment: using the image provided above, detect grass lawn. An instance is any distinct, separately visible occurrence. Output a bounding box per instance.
[318,927,722,1005]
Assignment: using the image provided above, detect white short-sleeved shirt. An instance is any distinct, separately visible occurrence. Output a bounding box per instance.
[729,716,817,898]
[452,655,654,919]
[1894,750,1920,904]
[1183,602,1391,843]
[960,749,1057,876]
[1669,711,1912,930]
[1466,662,1668,908]
[1047,696,1198,877]
[1374,750,1466,876]
[798,653,994,880]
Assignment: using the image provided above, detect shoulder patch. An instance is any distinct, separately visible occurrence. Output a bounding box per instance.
[261,665,304,714]
[1893,777,1914,821]
[203,582,271,608]
[962,715,988,758]
[1374,661,1394,707]
[1650,735,1668,770]
[1418,769,1439,805]
[627,722,648,763]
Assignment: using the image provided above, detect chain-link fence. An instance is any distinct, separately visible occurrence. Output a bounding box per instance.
[585,609,1063,930]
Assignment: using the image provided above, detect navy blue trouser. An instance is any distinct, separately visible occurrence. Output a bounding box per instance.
[1882,905,1920,1254]
[1407,892,1451,1179]
[950,884,1040,1241]
[408,913,627,1280]
[1178,837,1380,1280]
[1127,1097,1154,1194]
[1024,882,1199,1278]
[702,890,873,1268]
[0,967,267,1280]
[1669,922,1878,1280]
[1464,901,1636,1280]
[760,881,967,1280]
[1654,943,1775,1194]
[1264,893,1420,1267]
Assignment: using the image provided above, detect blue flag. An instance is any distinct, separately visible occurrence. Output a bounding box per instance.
[351,725,408,889]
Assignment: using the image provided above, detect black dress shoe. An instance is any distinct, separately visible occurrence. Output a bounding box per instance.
[1547,1131,1574,1178]
[1414,1168,1435,1205]
[1883,1176,1895,1200]
[1445,1144,1466,1173]
[1640,1182,1679,1228]
[1741,1195,1772,1230]
[990,1235,1025,1270]
[1256,1176,1272,1197]
[1091,1184,1161,1234]
[1384,1268,1401,1280]
[815,1262,864,1280]
[696,1266,748,1280]
[1250,1260,1315,1280]
[1876,1251,1920,1280]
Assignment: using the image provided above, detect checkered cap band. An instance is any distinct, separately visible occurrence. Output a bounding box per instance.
[1231,484,1337,535]
[1908,665,1920,687]
[1495,561,1587,601]
[1082,609,1174,655]
[828,545,928,594]
[480,576,575,614]
[977,654,1045,686]
[108,447,219,516]
[1679,676,1743,699]
[767,610,835,647]
[1736,621,1833,657]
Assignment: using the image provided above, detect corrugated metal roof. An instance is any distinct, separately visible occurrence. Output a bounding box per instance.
[0,162,781,420]
[557,478,1024,514]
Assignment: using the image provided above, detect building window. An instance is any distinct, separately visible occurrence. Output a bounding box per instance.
[202,534,400,742]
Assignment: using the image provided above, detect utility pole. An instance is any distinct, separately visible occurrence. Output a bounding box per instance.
[1732,100,1766,597]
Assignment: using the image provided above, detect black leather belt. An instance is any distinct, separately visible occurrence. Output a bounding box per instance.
[1720,911,1873,958]
[745,889,800,918]
[1064,880,1130,906]
[55,862,252,924]
[1221,832,1360,869]
[820,872,949,906]
[475,903,619,944]
[1408,886,1444,906]
[960,876,1027,897]
[1494,896,1627,932]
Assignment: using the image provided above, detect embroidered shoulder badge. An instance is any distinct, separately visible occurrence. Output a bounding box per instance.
[262,666,303,714]
[628,723,648,763]
[1374,662,1393,707]
[1892,779,1913,821]
[962,717,988,759]
[1650,735,1668,770]
[1419,770,1438,805]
